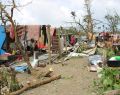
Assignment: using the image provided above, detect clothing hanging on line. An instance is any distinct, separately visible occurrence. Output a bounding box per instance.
[41,25,48,45]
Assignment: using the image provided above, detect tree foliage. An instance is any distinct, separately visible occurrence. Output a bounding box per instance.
[105,12,120,33]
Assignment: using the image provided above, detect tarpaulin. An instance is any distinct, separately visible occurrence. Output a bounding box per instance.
[0,26,6,55]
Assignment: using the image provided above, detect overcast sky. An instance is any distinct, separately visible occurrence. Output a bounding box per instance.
[13,0,120,27]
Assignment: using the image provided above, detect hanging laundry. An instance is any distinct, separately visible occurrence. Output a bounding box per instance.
[50,27,56,37]
[38,25,45,49]
[70,35,76,46]
[26,25,40,41]
[37,37,46,49]
[10,25,15,39]
[53,28,56,37]
[39,25,41,37]
[42,25,48,45]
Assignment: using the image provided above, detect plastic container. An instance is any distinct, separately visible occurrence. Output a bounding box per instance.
[107,60,120,67]
[107,56,120,67]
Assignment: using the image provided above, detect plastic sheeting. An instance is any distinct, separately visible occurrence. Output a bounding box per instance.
[88,55,103,65]
[88,40,96,48]
[0,26,6,55]
[15,65,28,72]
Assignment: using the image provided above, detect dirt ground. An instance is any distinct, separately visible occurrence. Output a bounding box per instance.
[17,57,98,95]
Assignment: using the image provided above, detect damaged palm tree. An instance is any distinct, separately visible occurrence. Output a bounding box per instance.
[0,0,32,73]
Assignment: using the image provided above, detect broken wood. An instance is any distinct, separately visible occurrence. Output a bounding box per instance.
[10,75,61,95]
[104,89,120,95]
[38,63,46,67]
[37,70,53,79]
[44,70,53,77]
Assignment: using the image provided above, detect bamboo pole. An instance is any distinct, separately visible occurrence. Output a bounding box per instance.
[65,30,68,54]
[57,28,62,57]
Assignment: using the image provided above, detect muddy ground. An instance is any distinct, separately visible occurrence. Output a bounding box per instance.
[17,57,98,95]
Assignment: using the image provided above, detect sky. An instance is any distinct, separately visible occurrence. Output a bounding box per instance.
[13,0,120,28]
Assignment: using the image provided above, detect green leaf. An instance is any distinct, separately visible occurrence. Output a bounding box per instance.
[103,78,113,86]
[113,84,120,89]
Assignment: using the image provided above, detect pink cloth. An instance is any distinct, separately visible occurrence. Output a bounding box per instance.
[10,25,15,39]
[70,36,75,45]
[50,27,56,36]
[26,25,40,40]
[1,53,11,56]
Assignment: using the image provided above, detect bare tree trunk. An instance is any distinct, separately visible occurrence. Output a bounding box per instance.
[46,25,51,64]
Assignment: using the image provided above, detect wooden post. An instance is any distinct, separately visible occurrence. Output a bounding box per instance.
[65,30,68,54]
[46,25,51,64]
[57,28,62,57]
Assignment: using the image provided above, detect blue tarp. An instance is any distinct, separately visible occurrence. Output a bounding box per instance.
[0,26,6,55]
[14,65,28,72]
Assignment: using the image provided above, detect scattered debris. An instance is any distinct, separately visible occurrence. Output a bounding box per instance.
[64,47,96,61]
[88,55,103,66]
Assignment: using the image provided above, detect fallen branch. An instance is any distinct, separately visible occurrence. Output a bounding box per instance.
[104,89,120,95]
[10,75,61,95]
[44,70,53,77]
[37,70,53,79]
